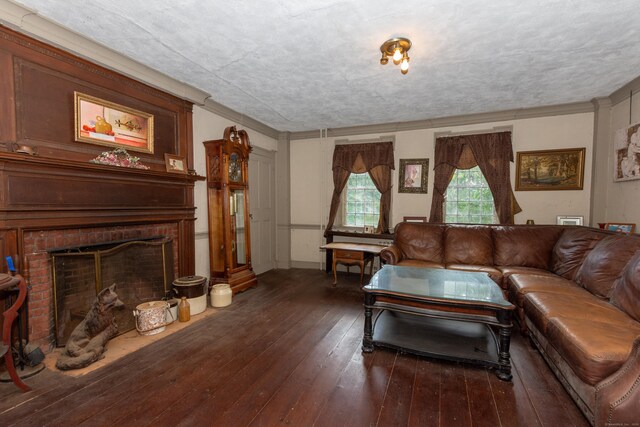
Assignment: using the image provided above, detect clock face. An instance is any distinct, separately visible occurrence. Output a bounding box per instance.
[229,152,242,182]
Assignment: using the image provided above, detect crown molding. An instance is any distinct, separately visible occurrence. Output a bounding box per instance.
[335,135,395,146]
[287,101,594,141]
[591,96,612,111]
[0,0,209,104]
[609,75,640,106]
[434,126,513,139]
[200,98,280,140]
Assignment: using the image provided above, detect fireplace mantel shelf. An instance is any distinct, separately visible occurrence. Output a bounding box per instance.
[0,150,201,232]
[0,151,205,182]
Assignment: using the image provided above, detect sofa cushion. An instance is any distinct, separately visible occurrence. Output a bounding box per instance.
[493,226,563,269]
[575,235,640,299]
[396,260,444,269]
[546,316,640,386]
[610,251,640,322]
[523,292,626,334]
[394,222,445,264]
[444,225,493,265]
[508,274,586,309]
[496,266,558,290]
[551,227,607,280]
[445,264,501,285]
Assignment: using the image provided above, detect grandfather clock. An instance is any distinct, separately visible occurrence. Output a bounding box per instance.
[203,126,257,293]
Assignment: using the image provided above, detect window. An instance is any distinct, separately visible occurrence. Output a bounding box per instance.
[343,173,380,227]
[444,166,496,224]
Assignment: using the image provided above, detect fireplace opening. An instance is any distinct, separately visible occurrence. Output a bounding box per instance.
[50,237,174,346]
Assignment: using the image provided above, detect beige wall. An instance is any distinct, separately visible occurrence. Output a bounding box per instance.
[290,112,595,265]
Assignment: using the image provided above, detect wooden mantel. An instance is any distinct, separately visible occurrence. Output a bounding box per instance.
[0,151,204,275]
[0,25,201,277]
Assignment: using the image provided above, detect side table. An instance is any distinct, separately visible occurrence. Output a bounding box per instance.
[320,242,386,287]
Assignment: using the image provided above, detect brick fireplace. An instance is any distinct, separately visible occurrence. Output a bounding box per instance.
[0,26,201,355]
[24,223,179,351]
[23,224,180,351]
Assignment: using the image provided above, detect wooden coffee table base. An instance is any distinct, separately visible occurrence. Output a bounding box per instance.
[363,310,512,381]
[362,297,513,382]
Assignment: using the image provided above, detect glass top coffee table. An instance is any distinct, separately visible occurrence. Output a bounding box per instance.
[362,265,515,381]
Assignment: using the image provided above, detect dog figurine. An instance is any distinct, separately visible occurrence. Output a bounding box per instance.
[56,284,124,370]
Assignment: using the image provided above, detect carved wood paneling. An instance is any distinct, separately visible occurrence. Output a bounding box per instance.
[0,25,202,280]
[1,26,190,168]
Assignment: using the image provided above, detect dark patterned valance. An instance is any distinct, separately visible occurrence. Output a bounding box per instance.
[332,141,395,172]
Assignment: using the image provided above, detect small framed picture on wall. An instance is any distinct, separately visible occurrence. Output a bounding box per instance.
[556,215,583,226]
[399,159,429,194]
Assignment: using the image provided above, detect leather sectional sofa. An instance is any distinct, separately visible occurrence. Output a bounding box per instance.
[380,222,640,426]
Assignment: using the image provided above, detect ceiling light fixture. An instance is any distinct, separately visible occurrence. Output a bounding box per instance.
[380,37,412,75]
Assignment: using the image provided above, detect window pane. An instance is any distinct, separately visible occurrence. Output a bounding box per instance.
[444,166,496,224]
[458,187,469,201]
[342,173,381,227]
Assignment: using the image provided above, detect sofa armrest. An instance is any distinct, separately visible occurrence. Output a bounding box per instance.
[380,245,402,265]
[595,335,640,426]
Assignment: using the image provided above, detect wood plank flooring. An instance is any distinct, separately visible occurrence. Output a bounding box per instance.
[0,268,589,426]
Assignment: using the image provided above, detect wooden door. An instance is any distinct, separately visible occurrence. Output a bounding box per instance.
[249,148,276,275]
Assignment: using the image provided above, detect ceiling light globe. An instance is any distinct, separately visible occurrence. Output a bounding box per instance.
[400,58,409,73]
[392,48,402,64]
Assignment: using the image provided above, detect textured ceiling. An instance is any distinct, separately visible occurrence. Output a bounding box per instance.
[11,0,640,132]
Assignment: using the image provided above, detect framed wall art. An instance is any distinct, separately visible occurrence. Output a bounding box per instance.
[74,92,154,154]
[605,223,636,234]
[164,153,187,174]
[556,215,584,226]
[515,148,585,191]
[403,216,427,223]
[398,158,429,194]
[613,123,640,182]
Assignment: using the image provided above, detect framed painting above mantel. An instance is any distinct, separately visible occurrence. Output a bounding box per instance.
[74,92,154,154]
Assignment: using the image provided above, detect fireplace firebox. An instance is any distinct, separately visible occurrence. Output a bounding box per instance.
[51,237,174,346]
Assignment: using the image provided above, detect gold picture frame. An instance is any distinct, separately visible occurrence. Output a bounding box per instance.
[515,148,585,191]
[613,123,640,182]
[399,158,429,193]
[74,92,154,154]
[164,153,187,174]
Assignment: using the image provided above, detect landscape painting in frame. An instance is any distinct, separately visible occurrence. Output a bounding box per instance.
[613,122,640,182]
[515,148,585,191]
[75,92,154,154]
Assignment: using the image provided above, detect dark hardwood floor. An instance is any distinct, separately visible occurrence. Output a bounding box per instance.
[0,268,588,427]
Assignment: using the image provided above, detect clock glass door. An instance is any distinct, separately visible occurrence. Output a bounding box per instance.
[230,189,247,267]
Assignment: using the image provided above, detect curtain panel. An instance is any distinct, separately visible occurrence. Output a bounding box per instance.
[429,131,521,224]
[325,141,394,234]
